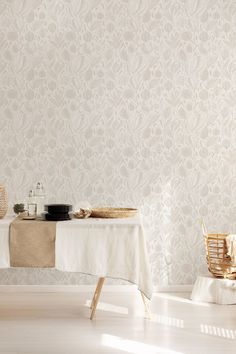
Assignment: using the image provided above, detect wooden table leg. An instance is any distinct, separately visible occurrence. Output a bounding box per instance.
[141,292,151,319]
[90,278,102,309]
[90,277,105,320]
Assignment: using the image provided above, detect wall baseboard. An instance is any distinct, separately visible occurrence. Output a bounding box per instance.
[0,284,193,293]
[154,285,193,292]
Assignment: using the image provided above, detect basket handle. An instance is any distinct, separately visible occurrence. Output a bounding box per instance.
[201,219,208,236]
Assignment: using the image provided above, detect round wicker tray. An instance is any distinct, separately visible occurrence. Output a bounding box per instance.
[91,207,138,218]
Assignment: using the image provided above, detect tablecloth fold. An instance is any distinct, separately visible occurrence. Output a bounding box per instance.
[55,216,153,299]
[0,217,10,268]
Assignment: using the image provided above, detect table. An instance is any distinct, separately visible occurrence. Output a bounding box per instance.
[0,215,152,319]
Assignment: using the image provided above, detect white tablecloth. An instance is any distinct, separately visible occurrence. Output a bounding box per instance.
[0,216,153,299]
[56,216,153,299]
[0,217,11,268]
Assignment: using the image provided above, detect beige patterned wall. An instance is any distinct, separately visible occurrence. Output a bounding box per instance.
[0,0,236,286]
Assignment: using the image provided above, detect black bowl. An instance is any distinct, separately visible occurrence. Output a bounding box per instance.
[45,212,72,221]
[44,204,72,214]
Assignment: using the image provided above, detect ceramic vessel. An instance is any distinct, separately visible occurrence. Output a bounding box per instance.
[0,185,7,219]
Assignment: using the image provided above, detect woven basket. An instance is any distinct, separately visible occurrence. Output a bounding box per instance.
[0,185,7,219]
[204,233,236,279]
[203,221,236,279]
[91,207,138,218]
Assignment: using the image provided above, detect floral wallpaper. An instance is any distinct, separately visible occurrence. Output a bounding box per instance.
[0,0,236,286]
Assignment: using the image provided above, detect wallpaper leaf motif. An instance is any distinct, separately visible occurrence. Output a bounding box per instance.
[0,0,235,286]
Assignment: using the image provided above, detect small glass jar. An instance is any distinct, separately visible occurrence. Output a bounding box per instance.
[35,182,46,216]
[27,190,37,217]
[28,203,37,217]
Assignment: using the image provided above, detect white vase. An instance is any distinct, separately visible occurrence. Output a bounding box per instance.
[0,185,7,219]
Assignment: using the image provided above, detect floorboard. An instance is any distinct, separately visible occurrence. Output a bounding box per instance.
[0,291,235,353]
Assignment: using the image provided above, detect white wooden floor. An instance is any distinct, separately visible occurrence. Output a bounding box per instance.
[0,290,235,354]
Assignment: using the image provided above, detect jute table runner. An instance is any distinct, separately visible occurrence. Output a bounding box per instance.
[9,218,56,267]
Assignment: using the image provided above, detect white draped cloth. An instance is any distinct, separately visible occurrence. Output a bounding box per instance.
[56,216,152,299]
[0,217,11,268]
[226,234,236,264]
[0,216,153,299]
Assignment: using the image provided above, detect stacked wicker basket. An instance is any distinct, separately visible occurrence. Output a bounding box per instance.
[203,223,236,279]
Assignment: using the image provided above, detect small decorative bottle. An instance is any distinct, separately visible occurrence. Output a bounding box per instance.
[35,182,46,216]
[28,190,37,217]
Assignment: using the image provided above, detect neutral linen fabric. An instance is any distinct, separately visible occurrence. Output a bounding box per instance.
[226,234,236,264]
[10,218,56,267]
[55,216,153,299]
[0,217,11,268]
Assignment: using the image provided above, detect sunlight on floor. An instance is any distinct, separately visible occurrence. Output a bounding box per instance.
[102,334,185,354]
[155,293,211,307]
[150,314,184,328]
[85,300,129,314]
[200,324,236,339]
